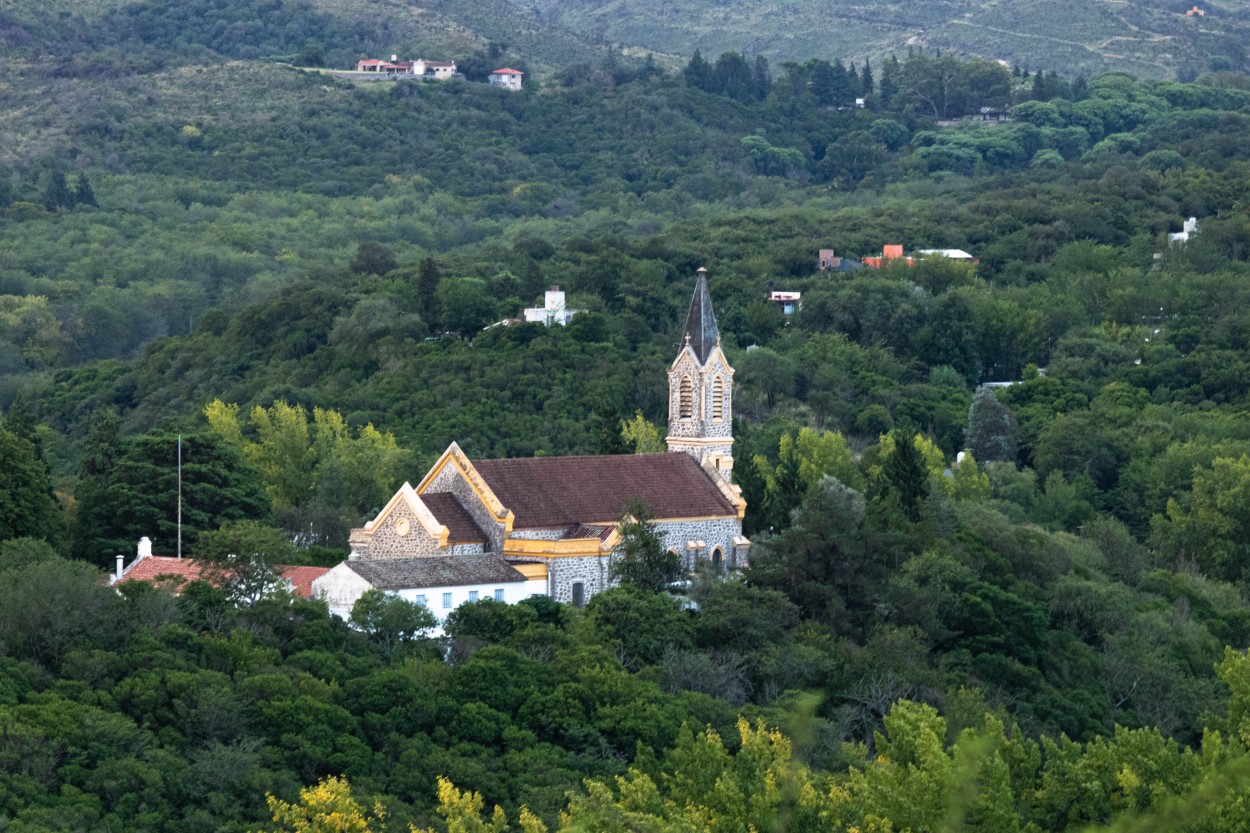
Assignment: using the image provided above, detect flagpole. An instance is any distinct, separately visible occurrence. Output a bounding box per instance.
[177,433,183,559]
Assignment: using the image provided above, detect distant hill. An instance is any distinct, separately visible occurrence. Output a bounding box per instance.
[509,0,1250,79]
[0,0,614,75]
[2,0,1244,80]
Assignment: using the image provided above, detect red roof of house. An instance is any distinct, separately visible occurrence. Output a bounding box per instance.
[472,453,737,527]
[280,565,331,598]
[116,556,328,599]
[119,556,208,585]
[492,68,524,75]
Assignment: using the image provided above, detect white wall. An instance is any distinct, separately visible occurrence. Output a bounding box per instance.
[393,578,548,635]
[312,564,548,637]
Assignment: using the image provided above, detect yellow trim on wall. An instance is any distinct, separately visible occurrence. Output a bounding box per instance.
[416,442,515,534]
[512,562,549,580]
[505,539,605,557]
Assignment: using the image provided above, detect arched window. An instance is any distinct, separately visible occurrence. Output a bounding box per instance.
[711,376,724,422]
[711,547,724,574]
[679,377,694,419]
[571,581,585,608]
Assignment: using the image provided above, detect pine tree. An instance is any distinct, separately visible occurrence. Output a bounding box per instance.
[417,256,443,329]
[965,387,1017,463]
[878,430,929,521]
[682,50,712,91]
[0,423,62,545]
[860,58,874,100]
[73,173,97,207]
[41,170,72,211]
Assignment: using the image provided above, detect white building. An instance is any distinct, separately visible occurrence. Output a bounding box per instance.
[489,68,524,91]
[313,555,546,634]
[768,291,801,316]
[523,286,581,326]
[1169,217,1199,245]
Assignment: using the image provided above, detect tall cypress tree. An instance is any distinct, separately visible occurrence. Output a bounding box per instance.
[74,173,97,207]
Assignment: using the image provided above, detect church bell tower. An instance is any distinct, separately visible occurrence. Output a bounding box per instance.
[667,267,735,482]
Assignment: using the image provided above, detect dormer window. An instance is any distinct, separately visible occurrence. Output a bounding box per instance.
[679,377,694,419]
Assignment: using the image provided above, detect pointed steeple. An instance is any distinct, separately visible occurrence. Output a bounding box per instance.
[681,267,719,365]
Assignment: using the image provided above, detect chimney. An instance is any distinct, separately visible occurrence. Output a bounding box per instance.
[391,54,398,62]
[137,537,152,560]
[115,554,125,581]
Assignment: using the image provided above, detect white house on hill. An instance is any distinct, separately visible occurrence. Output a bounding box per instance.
[489,68,524,91]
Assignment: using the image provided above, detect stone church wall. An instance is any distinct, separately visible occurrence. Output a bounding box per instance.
[654,517,743,571]
[352,501,439,559]
[547,554,615,605]
[426,465,506,553]
[351,500,487,559]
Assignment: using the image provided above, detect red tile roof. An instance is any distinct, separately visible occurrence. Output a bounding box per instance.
[422,492,488,543]
[280,565,331,598]
[492,68,524,75]
[473,453,736,527]
[118,556,207,586]
[117,556,328,598]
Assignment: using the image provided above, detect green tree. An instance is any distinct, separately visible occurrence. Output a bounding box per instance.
[611,502,681,592]
[41,170,72,211]
[0,423,62,546]
[876,430,930,521]
[436,278,496,337]
[197,520,297,604]
[349,589,437,658]
[966,386,1019,463]
[73,173,97,207]
[620,410,665,454]
[349,242,397,276]
[99,429,270,564]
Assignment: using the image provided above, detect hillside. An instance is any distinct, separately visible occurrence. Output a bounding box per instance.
[511,0,1250,79]
[0,0,612,75]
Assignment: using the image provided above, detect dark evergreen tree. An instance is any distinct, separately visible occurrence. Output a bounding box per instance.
[0,424,62,546]
[611,501,681,593]
[73,173,97,207]
[681,50,712,91]
[349,241,397,276]
[879,55,901,109]
[590,405,630,455]
[81,429,269,565]
[751,55,771,101]
[860,58,874,100]
[878,430,929,521]
[965,386,1018,463]
[71,409,123,563]
[41,170,73,211]
[417,256,443,329]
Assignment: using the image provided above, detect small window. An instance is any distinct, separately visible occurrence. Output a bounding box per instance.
[711,376,724,421]
[442,592,452,609]
[494,588,505,602]
[571,581,585,608]
[679,377,693,419]
[712,548,724,575]
[416,594,428,607]
[469,590,479,603]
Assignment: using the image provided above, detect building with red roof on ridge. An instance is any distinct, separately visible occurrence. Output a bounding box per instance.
[489,68,524,91]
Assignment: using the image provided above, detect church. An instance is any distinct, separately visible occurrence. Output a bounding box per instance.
[312,269,749,617]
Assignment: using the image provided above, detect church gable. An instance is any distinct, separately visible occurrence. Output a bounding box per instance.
[348,482,449,559]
